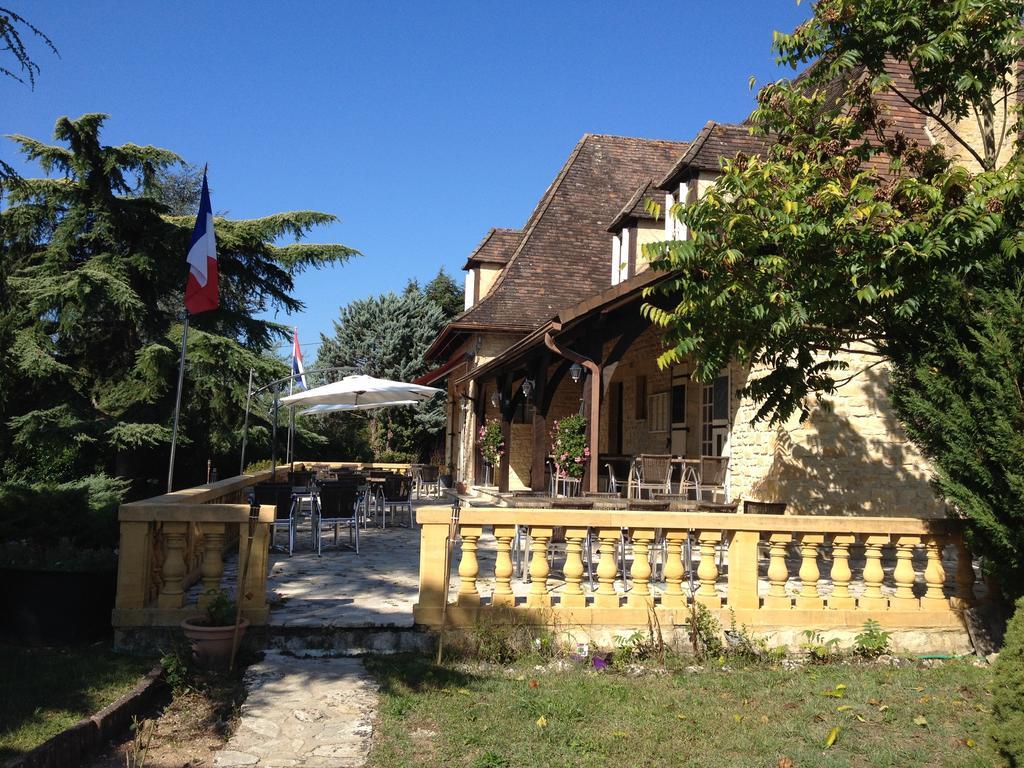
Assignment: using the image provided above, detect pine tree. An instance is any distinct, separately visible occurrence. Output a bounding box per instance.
[317,282,445,460]
[891,281,1024,595]
[425,267,464,319]
[0,114,357,487]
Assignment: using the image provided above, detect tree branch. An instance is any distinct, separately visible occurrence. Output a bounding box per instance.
[887,82,989,170]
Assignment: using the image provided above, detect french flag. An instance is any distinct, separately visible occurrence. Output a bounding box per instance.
[184,169,218,315]
[292,328,308,390]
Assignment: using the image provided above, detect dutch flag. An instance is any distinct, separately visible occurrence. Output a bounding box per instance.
[184,169,218,315]
[291,328,308,391]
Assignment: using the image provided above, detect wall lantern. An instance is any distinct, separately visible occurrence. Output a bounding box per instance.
[490,390,501,408]
[521,378,535,399]
[569,362,584,384]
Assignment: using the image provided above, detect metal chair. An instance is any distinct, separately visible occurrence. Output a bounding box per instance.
[699,456,729,502]
[378,473,414,527]
[418,465,440,498]
[315,481,360,554]
[631,454,674,499]
[605,463,626,496]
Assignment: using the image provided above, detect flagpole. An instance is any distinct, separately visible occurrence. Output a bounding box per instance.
[167,314,190,493]
[239,367,254,476]
[286,345,295,466]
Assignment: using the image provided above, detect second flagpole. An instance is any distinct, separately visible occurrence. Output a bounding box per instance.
[167,313,190,493]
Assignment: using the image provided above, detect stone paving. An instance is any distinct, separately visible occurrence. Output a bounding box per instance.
[214,651,377,768]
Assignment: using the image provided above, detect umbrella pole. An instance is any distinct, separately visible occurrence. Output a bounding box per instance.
[239,367,254,476]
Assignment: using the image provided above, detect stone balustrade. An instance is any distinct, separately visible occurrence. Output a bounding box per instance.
[111,468,285,631]
[111,461,415,635]
[413,506,974,633]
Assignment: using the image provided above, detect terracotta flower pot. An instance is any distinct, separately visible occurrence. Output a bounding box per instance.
[180,617,249,669]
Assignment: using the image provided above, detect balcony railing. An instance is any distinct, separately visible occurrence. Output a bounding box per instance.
[413,506,975,632]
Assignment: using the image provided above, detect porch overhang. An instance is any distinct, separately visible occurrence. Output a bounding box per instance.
[457,267,671,387]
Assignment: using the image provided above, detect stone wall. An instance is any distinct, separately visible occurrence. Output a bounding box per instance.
[729,350,942,517]
[926,72,1019,173]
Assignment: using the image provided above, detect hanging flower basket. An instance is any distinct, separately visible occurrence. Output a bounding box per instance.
[551,414,589,480]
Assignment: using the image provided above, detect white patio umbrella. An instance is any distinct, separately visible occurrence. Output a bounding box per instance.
[299,400,420,416]
[280,374,443,409]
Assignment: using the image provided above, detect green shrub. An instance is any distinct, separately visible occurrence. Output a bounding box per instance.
[0,474,128,554]
[991,597,1024,766]
[801,629,841,663]
[687,603,723,660]
[853,620,892,659]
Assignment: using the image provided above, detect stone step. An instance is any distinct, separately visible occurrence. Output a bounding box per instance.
[255,625,435,658]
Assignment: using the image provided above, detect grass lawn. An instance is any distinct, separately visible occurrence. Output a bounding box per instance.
[0,642,154,762]
[365,656,995,768]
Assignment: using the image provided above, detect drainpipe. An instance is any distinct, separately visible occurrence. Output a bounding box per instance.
[543,328,600,493]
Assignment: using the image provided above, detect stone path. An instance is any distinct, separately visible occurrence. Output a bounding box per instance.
[215,651,378,768]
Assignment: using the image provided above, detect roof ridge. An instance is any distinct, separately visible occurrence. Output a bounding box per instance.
[456,133,593,323]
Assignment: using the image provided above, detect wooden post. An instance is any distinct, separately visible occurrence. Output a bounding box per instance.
[498,375,512,493]
[530,354,550,492]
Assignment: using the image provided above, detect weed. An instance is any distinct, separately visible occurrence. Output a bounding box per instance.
[723,609,773,661]
[160,641,194,693]
[125,716,155,768]
[687,602,724,660]
[853,619,892,659]
[801,629,841,663]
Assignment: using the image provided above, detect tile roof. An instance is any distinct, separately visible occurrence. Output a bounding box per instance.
[659,121,773,189]
[461,227,521,270]
[447,133,687,332]
[607,179,662,233]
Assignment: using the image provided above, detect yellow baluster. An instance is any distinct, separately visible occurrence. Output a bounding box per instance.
[157,522,188,610]
[457,525,482,606]
[695,531,722,609]
[198,523,226,608]
[795,534,824,609]
[562,527,588,609]
[661,531,687,609]
[628,528,655,609]
[858,535,888,611]
[492,525,515,608]
[764,533,791,610]
[829,534,855,610]
[594,527,621,609]
[922,536,948,610]
[527,526,552,608]
[891,535,920,609]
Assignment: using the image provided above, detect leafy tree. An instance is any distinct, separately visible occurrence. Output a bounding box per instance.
[1,114,356,489]
[425,267,464,319]
[644,0,1024,593]
[317,281,446,460]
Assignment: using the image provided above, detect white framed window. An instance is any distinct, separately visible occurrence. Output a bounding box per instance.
[701,371,730,456]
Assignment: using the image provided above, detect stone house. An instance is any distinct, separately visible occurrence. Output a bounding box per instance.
[420,61,1016,518]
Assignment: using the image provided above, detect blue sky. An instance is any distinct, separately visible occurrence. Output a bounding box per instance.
[4,1,811,359]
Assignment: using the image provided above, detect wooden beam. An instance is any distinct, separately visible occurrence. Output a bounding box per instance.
[531,351,550,491]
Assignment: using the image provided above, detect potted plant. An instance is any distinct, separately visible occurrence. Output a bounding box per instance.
[180,589,249,669]
[477,419,504,486]
[551,414,590,482]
